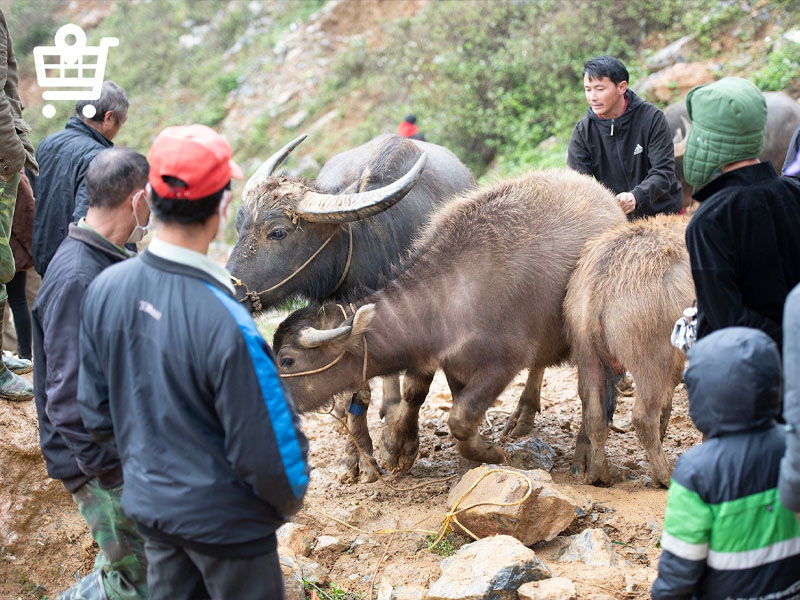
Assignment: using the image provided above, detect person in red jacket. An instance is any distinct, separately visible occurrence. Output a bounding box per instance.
[398,114,426,141]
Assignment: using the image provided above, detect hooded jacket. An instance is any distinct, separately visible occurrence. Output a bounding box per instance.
[29,116,113,275]
[779,284,800,512]
[652,327,800,600]
[567,89,683,219]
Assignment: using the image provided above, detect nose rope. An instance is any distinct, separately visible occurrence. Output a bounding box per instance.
[231,225,353,312]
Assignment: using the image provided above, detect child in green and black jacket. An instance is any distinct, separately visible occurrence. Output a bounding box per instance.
[652,327,800,600]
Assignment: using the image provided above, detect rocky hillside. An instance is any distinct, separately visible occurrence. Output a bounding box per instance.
[4,0,799,184]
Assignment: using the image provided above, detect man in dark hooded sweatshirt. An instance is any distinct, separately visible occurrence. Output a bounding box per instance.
[652,327,800,599]
[567,55,682,219]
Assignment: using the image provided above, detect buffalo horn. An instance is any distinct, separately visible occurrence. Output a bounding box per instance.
[242,134,308,203]
[673,116,691,158]
[294,153,428,223]
[298,325,352,349]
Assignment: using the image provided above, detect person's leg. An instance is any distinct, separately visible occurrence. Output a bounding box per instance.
[187,546,285,600]
[63,479,149,600]
[0,173,32,400]
[143,537,207,600]
[6,270,31,359]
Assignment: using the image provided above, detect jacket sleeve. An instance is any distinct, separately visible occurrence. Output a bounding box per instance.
[631,109,676,213]
[45,277,119,473]
[685,215,780,341]
[0,15,24,177]
[651,461,712,599]
[780,284,800,512]
[782,125,800,176]
[566,123,593,176]
[76,293,117,456]
[72,164,92,222]
[212,319,309,520]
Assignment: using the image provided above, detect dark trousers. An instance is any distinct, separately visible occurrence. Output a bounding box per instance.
[143,537,284,600]
[6,270,31,358]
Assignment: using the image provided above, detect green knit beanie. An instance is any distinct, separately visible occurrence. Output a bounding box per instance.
[684,77,767,189]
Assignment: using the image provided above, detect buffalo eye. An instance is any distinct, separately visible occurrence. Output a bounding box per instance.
[280,356,295,368]
[268,228,287,241]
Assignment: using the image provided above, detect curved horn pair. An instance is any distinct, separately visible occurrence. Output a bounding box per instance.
[673,116,691,158]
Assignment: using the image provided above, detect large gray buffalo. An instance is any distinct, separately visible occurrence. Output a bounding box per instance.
[272,169,625,473]
[227,134,476,481]
[667,91,800,208]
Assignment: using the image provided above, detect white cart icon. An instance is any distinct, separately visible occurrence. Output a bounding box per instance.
[33,24,118,119]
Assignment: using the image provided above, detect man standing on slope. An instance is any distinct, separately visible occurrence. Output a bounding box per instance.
[567,55,683,219]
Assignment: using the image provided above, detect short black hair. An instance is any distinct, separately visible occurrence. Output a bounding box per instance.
[149,177,229,225]
[583,56,629,85]
[404,114,417,124]
[85,148,149,209]
[77,80,129,123]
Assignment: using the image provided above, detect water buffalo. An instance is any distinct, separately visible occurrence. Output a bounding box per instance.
[227,134,476,481]
[667,91,800,208]
[272,169,625,472]
[565,215,694,487]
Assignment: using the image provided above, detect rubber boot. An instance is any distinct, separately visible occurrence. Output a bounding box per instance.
[0,301,33,401]
[3,352,32,374]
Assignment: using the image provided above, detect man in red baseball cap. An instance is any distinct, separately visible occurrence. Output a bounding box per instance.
[77,124,309,600]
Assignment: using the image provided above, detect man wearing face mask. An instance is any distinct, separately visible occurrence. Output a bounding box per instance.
[32,147,150,600]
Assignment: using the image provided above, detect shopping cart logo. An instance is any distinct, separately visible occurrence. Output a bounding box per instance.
[33,24,118,119]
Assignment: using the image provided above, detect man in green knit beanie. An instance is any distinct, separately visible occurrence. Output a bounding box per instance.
[683,77,800,348]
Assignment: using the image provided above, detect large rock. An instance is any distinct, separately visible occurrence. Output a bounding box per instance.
[635,62,714,104]
[425,535,552,600]
[549,528,619,567]
[277,522,315,557]
[645,35,694,70]
[506,438,557,472]
[518,577,577,600]
[446,466,577,545]
[280,551,326,587]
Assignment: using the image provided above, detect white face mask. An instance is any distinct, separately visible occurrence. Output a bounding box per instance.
[127,190,152,244]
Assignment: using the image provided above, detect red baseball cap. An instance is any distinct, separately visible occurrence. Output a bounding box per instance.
[147,124,243,200]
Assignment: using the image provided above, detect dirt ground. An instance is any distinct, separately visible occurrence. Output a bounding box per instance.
[292,364,700,599]
[0,352,701,599]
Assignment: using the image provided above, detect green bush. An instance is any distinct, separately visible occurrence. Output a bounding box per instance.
[753,42,800,92]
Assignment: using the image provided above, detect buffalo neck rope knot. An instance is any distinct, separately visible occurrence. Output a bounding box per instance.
[232,224,354,313]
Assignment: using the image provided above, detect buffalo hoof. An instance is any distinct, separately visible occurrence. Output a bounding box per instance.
[649,455,674,488]
[571,439,590,477]
[380,429,419,473]
[340,453,380,484]
[457,438,507,466]
[501,406,536,439]
[585,457,612,486]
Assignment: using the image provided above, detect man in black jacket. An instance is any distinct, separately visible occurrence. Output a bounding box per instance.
[32,147,150,599]
[683,77,800,349]
[29,80,128,276]
[567,55,683,219]
[78,125,309,600]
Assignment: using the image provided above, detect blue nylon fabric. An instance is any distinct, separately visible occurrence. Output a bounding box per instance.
[205,283,309,499]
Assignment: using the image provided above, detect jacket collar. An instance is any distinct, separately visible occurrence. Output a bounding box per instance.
[65,116,114,148]
[139,248,235,297]
[585,89,643,128]
[67,222,130,263]
[693,161,778,202]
